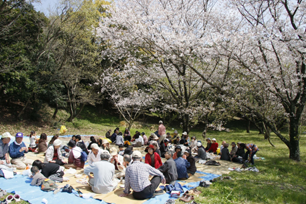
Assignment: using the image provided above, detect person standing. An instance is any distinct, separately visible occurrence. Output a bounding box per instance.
[0,132,12,165]
[84,152,119,194]
[9,132,33,169]
[158,120,166,139]
[120,151,166,200]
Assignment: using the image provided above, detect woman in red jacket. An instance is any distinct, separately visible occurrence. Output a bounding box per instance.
[145,145,162,169]
[207,138,218,153]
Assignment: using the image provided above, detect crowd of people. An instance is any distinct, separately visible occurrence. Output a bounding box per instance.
[0,120,259,200]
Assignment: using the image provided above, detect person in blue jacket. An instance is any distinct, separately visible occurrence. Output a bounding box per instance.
[9,132,33,169]
[174,146,190,180]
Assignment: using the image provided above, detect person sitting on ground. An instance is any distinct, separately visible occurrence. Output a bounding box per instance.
[116,132,124,146]
[9,132,33,169]
[190,136,197,150]
[195,142,206,160]
[30,166,46,186]
[69,135,76,144]
[120,151,166,200]
[32,159,67,182]
[149,133,159,144]
[240,143,259,165]
[173,136,180,145]
[36,133,48,153]
[118,145,125,156]
[207,138,218,153]
[205,138,211,151]
[231,142,245,163]
[88,143,103,165]
[97,139,103,148]
[133,133,143,147]
[158,120,166,139]
[0,132,12,165]
[110,147,125,171]
[170,130,178,142]
[184,149,197,175]
[220,143,230,161]
[158,151,178,184]
[44,139,66,165]
[166,132,171,140]
[174,148,190,180]
[160,139,169,158]
[75,135,88,154]
[173,145,187,160]
[219,140,226,154]
[180,132,189,146]
[152,142,161,156]
[111,129,119,143]
[87,136,97,150]
[124,128,131,141]
[28,130,37,151]
[123,145,133,155]
[84,152,120,194]
[145,145,163,169]
[64,140,84,170]
[141,132,148,145]
[229,142,238,160]
[105,129,112,139]
[102,139,110,152]
[123,154,132,167]
[48,135,59,147]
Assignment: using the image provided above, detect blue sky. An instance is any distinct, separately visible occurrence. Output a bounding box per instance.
[32,0,60,16]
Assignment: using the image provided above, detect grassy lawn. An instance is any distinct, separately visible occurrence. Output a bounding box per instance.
[1,106,306,203]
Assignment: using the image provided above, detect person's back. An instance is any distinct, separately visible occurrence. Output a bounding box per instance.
[197,147,207,160]
[85,160,116,194]
[187,155,196,175]
[116,135,124,146]
[174,157,190,179]
[158,158,177,184]
[220,147,230,161]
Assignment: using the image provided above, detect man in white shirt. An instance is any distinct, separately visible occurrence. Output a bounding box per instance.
[87,144,102,165]
[84,152,119,194]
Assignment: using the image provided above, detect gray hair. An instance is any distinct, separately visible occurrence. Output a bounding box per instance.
[100,153,110,160]
[166,151,174,157]
[132,156,141,161]
[123,154,132,163]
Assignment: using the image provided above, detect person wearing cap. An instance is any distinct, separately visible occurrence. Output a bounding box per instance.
[105,129,112,139]
[174,148,190,180]
[84,152,120,194]
[141,132,148,145]
[195,142,207,160]
[160,139,169,158]
[120,151,166,199]
[158,151,178,184]
[149,133,159,142]
[184,149,197,175]
[158,120,166,139]
[205,138,211,151]
[0,132,12,165]
[110,147,125,172]
[9,132,33,169]
[64,140,84,170]
[207,138,218,153]
[102,139,110,152]
[145,145,162,169]
[173,145,187,160]
[180,132,189,147]
[44,139,66,165]
[88,144,103,165]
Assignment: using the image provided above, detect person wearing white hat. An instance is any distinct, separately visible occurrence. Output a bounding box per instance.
[195,142,207,160]
[87,143,103,165]
[109,147,125,173]
[44,139,66,165]
[102,139,110,152]
[120,151,166,199]
[158,120,166,139]
[207,138,219,153]
[0,132,12,165]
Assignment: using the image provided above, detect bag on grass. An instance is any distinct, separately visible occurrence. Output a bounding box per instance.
[80,151,88,162]
[41,179,58,191]
[204,160,221,166]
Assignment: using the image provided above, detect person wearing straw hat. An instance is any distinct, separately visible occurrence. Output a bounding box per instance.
[9,132,33,169]
[0,132,12,165]
[158,120,166,139]
[101,139,110,152]
[88,143,103,165]
[110,147,125,172]
[44,139,66,165]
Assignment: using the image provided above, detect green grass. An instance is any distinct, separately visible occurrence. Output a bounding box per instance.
[0,191,29,204]
[1,105,306,203]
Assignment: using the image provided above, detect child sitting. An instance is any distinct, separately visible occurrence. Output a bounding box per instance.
[30,166,46,186]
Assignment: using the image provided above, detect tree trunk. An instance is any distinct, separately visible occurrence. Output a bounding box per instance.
[52,103,58,119]
[289,118,300,161]
[246,120,250,133]
[202,123,208,140]
[74,103,85,119]
[67,102,75,122]
[17,98,31,119]
[127,120,134,130]
[182,114,190,133]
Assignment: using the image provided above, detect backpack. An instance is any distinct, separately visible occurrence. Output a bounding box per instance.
[41,179,58,191]
[80,151,88,162]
